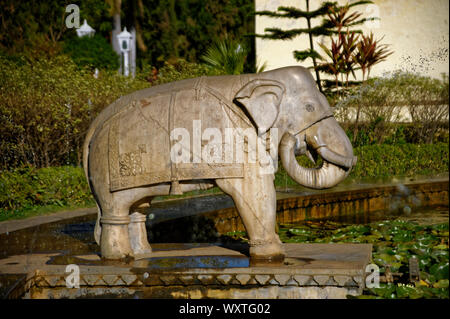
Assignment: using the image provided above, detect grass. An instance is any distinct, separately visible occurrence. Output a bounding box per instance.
[0,200,95,222]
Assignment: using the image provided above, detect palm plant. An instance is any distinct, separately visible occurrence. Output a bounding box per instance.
[255,1,336,92]
[341,30,360,87]
[318,35,344,93]
[201,38,248,75]
[325,2,375,33]
[318,2,381,94]
[354,32,393,82]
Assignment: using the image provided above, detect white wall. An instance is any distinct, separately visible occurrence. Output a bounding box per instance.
[256,0,449,80]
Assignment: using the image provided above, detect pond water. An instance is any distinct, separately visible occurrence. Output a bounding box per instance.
[0,203,447,260]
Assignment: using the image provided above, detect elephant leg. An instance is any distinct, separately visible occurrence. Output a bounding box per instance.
[129,212,152,258]
[100,197,133,260]
[100,189,153,259]
[216,164,284,260]
[129,197,153,258]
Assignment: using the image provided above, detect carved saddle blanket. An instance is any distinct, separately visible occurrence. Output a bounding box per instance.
[107,75,254,192]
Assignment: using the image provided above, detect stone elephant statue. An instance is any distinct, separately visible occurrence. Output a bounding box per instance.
[83,66,357,260]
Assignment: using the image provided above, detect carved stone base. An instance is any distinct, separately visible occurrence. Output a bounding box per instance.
[1,243,372,299]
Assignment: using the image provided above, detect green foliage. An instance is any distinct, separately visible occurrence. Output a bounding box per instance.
[150,59,225,86]
[278,220,449,299]
[0,0,113,58]
[63,34,119,70]
[227,216,449,298]
[0,55,149,169]
[121,0,255,71]
[255,0,337,91]
[201,38,248,75]
[275,143,449,187]
[0,166,93,218]
[334,72,449,144]
[351,143,449,178]
[255,1,374,91]
[0,1,255,71]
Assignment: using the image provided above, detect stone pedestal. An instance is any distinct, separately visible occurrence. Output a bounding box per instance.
[1,243,372,299]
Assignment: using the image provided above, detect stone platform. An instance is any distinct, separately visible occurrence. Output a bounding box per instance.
[1,243,372,299]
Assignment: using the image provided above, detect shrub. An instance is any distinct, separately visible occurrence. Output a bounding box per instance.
[334,72,449,145]
[63,35,120,70]
[0,166,93,214]
[0,55,149,169]
[149,58,225,85]
[0,55,230,170]
[275,143,449,186]
[351,143,449,178]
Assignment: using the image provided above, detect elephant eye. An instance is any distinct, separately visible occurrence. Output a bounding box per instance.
[305,103,315,112]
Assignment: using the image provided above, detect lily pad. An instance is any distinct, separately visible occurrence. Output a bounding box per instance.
[429,262,449,280]
[396,285,423,299]
[433,279,449,289]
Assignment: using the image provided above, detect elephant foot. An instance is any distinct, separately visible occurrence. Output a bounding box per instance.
[129,212,153,259]
[248,238,285,263]
[100,216,134,260]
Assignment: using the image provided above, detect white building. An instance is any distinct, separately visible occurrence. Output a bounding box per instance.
[256,0,449,80]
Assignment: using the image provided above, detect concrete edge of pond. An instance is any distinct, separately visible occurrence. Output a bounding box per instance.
[0,207,98,235]
[0,175,448,236]
[2,243,372,299]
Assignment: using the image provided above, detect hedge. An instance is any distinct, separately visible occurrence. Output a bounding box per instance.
[1,143,448,217]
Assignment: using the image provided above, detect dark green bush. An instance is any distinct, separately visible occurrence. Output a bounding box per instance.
[0,55,228,170]
[149,58,225,85]
[0,55,149,169]
[63,35,119,70]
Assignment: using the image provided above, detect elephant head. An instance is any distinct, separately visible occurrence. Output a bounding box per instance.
[234,66,357,189]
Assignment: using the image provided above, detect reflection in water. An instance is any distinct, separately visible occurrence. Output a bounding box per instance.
[322,206,449,226]
[133,255,249,269]
[0,215,98,259]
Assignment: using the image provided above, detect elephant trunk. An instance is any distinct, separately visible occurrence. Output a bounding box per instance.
[280,117,357,189]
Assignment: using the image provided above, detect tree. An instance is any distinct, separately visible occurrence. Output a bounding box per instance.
[105,0,122,56]
[255,1,336,92]
[255,0,374,92]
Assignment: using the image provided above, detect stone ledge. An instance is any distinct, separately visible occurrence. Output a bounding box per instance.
[3,243,372,299]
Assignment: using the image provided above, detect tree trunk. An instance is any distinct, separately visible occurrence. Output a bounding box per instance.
[112,10,122,74]
[306,0,323,93]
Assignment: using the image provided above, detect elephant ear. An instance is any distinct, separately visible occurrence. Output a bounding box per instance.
[234,79,286,134]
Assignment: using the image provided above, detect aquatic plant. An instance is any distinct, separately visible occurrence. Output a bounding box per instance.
[277,219,449,299]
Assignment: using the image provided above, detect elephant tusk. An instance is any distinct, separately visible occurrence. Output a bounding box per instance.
[306,150,316,164]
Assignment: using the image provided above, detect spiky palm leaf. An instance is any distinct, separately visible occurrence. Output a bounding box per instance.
[354,32,393,80]
[201,38,248,75]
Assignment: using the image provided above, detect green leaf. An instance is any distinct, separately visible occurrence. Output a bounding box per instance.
[429,262,449,280]
[433,279,449,289]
